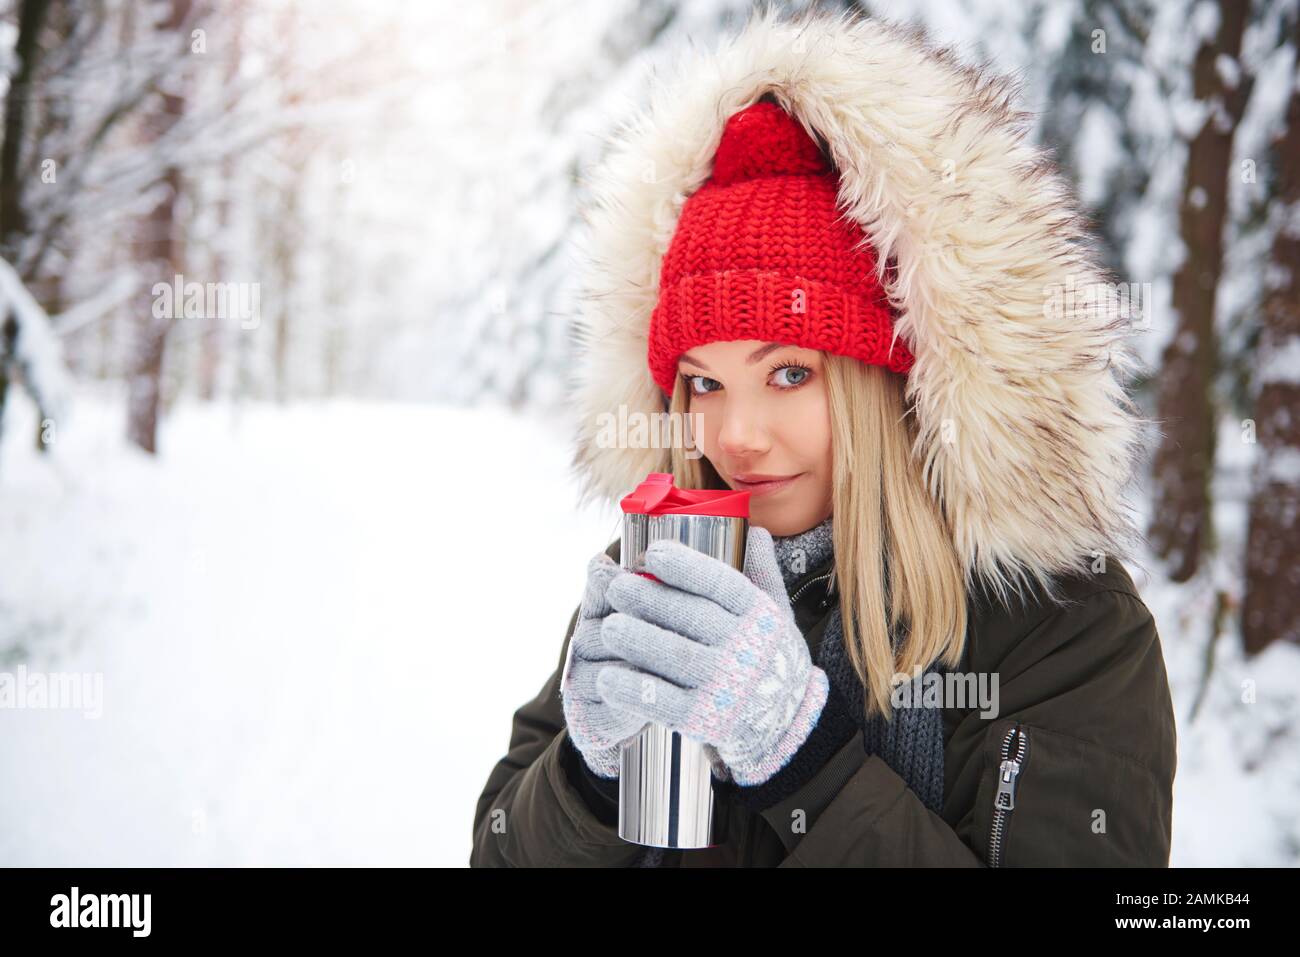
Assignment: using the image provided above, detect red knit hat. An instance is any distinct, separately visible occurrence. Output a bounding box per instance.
[647,100,914,397]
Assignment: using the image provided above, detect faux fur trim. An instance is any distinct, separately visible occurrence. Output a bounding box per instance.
[566,6,1143,596]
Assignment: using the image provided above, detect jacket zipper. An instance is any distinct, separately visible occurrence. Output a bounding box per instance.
[988,723,1029,868]
[788,566,836,604]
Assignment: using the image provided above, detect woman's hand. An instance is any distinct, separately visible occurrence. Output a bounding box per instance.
[597,527,830,787]
[559,552,653,779]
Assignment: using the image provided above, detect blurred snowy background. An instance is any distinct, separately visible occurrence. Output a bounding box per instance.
[0,0,1297,866]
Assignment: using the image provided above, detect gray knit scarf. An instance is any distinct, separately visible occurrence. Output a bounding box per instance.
[773,514,947,817]
[636,515,946,866]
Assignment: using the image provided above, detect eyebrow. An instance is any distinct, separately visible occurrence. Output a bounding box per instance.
[678,342,788,373]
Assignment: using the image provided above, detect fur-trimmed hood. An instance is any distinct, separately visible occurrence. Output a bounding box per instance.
[567,7,1143,593]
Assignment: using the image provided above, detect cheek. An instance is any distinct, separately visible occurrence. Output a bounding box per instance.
[784,388,833,468]
[690,407,727,469]
[693,407,721,456]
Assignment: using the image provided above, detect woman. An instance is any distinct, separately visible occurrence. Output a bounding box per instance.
[470,8,1176,867]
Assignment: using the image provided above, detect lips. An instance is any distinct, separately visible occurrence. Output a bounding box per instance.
[730,472,804,495]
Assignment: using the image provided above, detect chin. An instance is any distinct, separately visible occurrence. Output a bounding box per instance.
[749,500,826,538]
[750,509,799,538]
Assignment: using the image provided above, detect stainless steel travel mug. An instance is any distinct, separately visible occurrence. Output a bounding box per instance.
[617,472,750,849]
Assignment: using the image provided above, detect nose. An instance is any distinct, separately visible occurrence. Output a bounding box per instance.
[715,396,771,458]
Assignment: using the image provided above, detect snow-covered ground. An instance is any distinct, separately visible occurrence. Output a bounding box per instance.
[1,387,1296,865]
[0,385,619,865]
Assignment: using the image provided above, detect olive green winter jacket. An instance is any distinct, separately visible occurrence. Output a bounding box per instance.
[470,537,1177,867]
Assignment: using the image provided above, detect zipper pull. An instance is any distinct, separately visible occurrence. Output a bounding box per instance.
[994,726,1027,811]
[994,759,1021,811]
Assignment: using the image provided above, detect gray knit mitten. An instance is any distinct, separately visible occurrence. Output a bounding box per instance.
[559,552,651,779]
[597,527,830,786]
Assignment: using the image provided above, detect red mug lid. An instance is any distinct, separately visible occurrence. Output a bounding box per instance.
[619,472,750,518]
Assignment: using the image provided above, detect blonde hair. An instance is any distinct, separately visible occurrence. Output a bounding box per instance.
[667,353,967,722]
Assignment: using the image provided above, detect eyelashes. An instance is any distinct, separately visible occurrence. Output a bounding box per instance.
[767,360,811,381]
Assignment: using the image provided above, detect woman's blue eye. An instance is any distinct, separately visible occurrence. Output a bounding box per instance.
[772,365,809,387]
[685,374,720,395]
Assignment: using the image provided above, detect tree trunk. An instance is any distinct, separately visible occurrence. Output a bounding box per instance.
[126,0,191,454]
[199,6,245,401]
[0,311,15,445]
[0,0,50,443]
[1242,16,1300,653]
[0,0,50,259]
[127,168,181,454]
[1148,0,1250,582]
